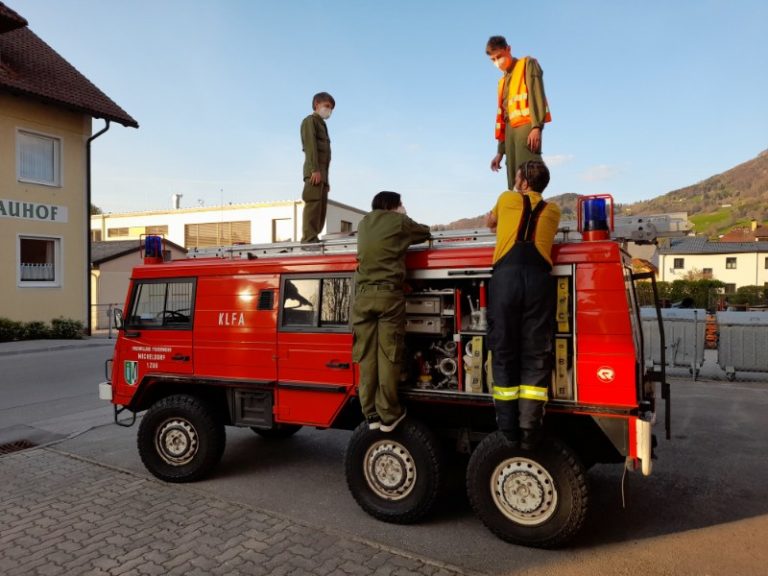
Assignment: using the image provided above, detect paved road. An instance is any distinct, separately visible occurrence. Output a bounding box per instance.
[2,341,768,575]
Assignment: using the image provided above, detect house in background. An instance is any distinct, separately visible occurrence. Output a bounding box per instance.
[90,199,367,249]
[91,239,186,330]
[0,2,137,331]
[657,236,768,292]
[719,219,768,242]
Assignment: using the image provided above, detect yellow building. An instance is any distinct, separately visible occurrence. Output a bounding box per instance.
[0,3,136,331]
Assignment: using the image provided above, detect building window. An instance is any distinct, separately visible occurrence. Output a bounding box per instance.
[764,257,768,269]
[702,268,713,279]
[725,257,737,270]
[18,130,61,186]
[725,283,736,294]
[108,227,130,238]
[340,220,352,234]
[673,258,685,269]
[91,230,102,242]
[184,221,250,248]
[272,218,293,243]
[145,225,168,235]
[18,236,61,287]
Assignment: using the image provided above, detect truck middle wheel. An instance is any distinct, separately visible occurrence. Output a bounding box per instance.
[344,417,442,524]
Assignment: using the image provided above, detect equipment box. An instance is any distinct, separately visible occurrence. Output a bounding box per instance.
[406,316,448,335]
[406,297,442,315]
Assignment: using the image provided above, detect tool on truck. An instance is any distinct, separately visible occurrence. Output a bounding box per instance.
[99,194,676,548]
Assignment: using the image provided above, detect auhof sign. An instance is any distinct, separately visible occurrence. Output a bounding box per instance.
[0,198,68,223]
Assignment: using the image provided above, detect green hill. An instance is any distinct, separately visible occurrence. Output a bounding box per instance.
[439,150,768,235]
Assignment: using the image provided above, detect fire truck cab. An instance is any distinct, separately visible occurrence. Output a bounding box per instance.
[99,196,670,548]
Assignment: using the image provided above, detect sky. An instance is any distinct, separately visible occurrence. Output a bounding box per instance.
[11,0,768,225]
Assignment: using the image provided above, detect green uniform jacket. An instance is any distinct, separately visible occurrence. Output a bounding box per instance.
[497,57,549,155]
[355,210,431,287]
[301,113,331,183]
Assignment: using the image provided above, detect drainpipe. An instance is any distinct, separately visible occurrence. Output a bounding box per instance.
[86,119,111,336]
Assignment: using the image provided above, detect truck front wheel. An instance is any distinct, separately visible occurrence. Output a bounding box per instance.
[466,432,588,548]
[345,418,442,524]
[138,394,226,483]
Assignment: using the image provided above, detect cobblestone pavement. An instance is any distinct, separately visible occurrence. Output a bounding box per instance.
[0,448,479,576]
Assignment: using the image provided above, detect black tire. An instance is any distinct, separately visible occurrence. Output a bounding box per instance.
[345,418,442,524]
[138,394,226,483]
[466,432,588,549]
[251,424,302,439]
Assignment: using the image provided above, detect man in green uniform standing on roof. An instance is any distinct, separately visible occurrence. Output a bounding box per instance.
[486,35,552,190]
[352,192,431,433]
[300,92,335,244]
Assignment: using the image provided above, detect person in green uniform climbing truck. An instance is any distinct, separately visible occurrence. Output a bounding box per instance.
[352,192,431,433]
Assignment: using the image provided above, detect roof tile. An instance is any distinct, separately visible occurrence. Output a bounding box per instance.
[0,3,137,127]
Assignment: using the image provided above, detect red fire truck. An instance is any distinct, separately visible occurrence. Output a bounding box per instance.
[99,195,671,549]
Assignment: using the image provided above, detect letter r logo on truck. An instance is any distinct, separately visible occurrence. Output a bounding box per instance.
[596,366,615,383]
[124,361,138,386]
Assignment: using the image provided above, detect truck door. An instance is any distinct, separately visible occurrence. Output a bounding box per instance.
[114,278,195,399]
[276,274,354,426]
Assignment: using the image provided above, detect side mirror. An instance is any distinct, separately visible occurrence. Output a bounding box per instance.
[113,307,124,330]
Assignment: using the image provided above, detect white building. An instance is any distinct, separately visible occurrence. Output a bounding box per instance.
[657,237,768,292]
[90,199,367,249]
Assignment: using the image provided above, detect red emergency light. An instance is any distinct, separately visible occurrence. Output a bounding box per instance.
[577,194,614,241]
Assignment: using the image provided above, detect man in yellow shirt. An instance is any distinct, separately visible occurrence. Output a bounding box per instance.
[485,160,560,449]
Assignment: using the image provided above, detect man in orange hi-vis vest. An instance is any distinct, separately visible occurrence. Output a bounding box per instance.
[486,36,551,190]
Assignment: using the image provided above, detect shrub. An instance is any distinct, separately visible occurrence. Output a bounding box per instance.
[50,317,85,339]
[23,321,51,340]
[0,317,24,342]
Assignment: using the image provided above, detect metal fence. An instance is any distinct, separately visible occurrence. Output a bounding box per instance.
[91,303,122,338]
[641,307,768,382]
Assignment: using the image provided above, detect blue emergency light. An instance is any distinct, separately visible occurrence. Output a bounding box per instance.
[577,194,614,240]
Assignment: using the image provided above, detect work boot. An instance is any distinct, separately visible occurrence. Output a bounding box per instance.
[501,429,520,448]
[520,428,541,451]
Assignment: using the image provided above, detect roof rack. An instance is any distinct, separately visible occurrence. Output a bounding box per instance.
[187,213,692,260]
[188,229,498,260]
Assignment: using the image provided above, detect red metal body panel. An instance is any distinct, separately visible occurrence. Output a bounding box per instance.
[194,275,279,381]
[275,331,354,426]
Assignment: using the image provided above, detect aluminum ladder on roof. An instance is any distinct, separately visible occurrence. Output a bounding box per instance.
[188,228,499,260]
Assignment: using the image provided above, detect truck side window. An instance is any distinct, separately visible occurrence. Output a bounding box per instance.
[282,279,319,327]
[280,275,351,331]
[127,279,195,329]
[320,277,351,326]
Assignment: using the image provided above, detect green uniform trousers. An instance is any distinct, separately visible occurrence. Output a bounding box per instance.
[504,123,542,190]
[301,180,329,243]
[351,285,406,425]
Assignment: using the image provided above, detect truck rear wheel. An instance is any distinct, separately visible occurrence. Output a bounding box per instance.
[138,394,225,483]
[345,418,442,524]
[466,432,588,548]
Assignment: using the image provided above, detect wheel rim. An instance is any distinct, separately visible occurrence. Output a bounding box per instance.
[155,418,199,466]
[490,456,558,526]
[363,440,417,501]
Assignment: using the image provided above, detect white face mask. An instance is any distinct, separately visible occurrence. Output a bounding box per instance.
[494,57,507,71]
[317,106,332,120]
[395,205,407,215]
